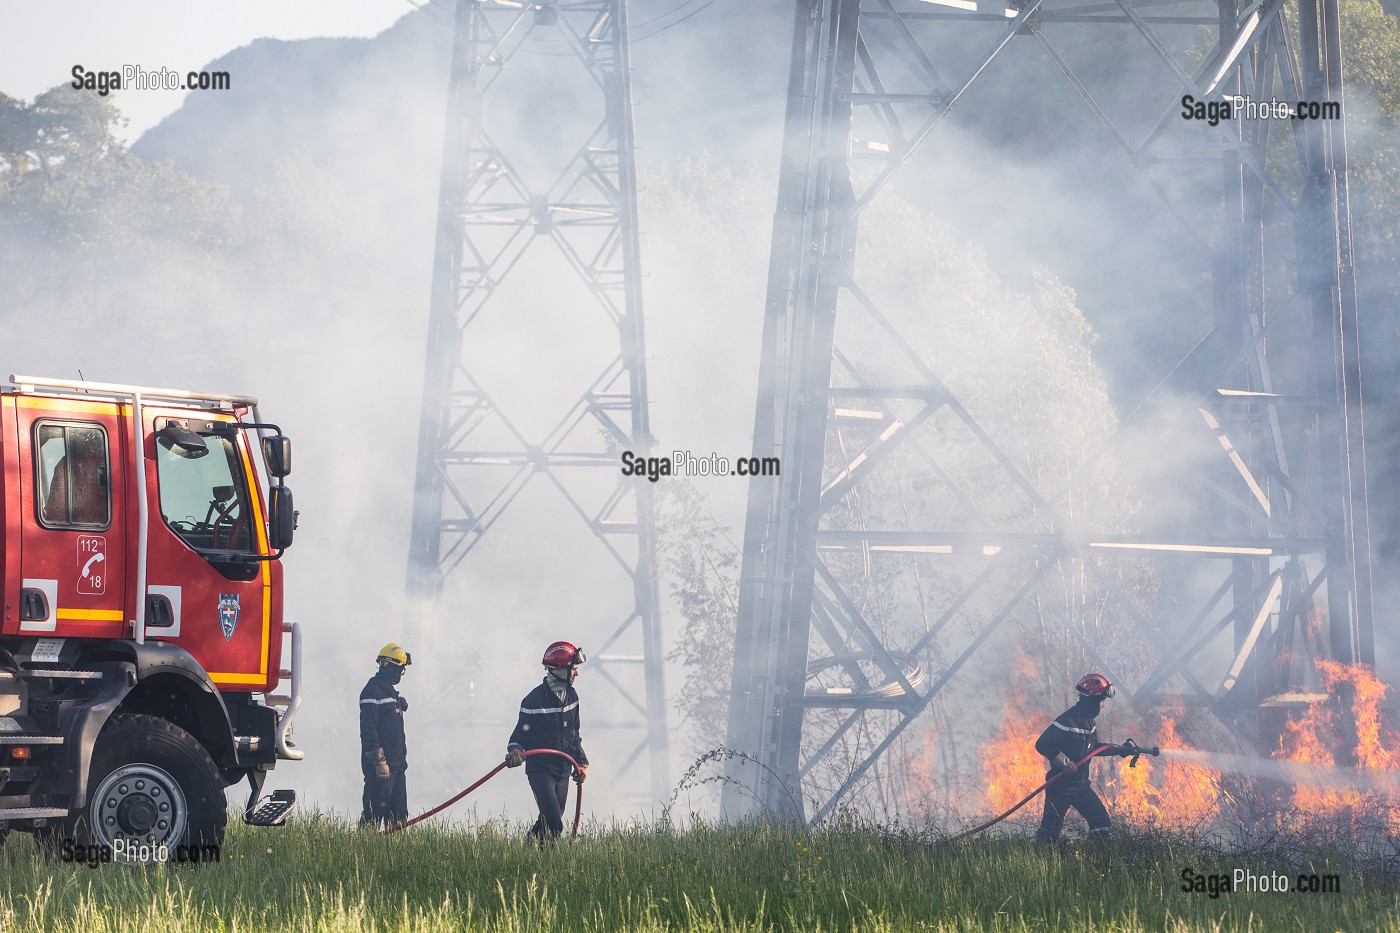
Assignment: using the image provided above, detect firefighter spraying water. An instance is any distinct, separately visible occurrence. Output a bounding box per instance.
[946,674,1160,844]
[1034,674,1114,841]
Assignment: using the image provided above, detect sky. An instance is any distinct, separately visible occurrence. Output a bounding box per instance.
[0,0,412,142]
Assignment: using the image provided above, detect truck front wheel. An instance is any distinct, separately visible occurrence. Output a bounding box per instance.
[66,713,227,853]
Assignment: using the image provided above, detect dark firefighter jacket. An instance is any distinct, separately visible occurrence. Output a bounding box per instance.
[507,677,589,778]
[1034,700,1102,787]
[360,672,408,771]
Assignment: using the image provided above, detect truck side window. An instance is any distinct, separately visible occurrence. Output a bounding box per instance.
[35,423,111,529]
[155,433,254,553]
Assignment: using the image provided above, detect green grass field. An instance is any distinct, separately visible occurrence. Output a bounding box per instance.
[0,816,1392,932]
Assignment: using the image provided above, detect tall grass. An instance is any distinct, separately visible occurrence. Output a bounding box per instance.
[0,816,1391,931]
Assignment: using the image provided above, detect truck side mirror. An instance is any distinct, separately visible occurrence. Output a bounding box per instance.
[269,486,296,550]
[262,435,292,478]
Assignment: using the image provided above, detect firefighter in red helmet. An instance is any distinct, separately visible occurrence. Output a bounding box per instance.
[504,641,589,843]
[1033,673,1123,843]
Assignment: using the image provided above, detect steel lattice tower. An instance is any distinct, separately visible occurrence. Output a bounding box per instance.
[407,0,668,804]
[724,0,1372,821]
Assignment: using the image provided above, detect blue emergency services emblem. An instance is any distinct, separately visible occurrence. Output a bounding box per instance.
[218,593,240,640]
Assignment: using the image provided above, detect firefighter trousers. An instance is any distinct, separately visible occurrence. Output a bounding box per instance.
[527,771,571,842]
[1035,780,1110,842]
[360,764,408,828]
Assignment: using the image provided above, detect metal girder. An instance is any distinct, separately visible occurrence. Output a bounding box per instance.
[722,0,863,822]
[406,0,668,804]
[724,0,1373,822]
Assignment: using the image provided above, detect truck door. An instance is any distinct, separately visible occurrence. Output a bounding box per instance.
[146,415,270,688]
[15,403,129,639]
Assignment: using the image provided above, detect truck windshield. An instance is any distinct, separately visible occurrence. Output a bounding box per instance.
[155,433,254,553]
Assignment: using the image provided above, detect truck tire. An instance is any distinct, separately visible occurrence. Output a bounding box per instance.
[59,713,227,854]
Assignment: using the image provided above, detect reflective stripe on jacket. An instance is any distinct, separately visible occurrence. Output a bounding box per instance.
[507,677,588,776]
[1034,702,1100,785]
[360,673,407,770]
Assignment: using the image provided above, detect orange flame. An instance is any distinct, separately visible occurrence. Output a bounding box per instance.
[970,656,1398,834]
[1154,715,1222,829]
[1103,707,1221,831]
[1274,660,1400,827]
[980,665,1223,830]
[1105,742,1158,825]
[980,653,1053,813]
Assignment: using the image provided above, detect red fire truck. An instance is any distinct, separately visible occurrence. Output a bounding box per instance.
[0,374,302,853]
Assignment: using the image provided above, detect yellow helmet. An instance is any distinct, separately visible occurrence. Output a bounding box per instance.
[376,643,412,668]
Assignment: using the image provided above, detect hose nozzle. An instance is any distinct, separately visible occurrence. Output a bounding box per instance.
[1118,737,1161,768]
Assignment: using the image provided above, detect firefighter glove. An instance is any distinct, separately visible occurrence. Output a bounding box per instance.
[397,696,409,713]
[573,763,588,784]
[367,749,392,784]
[1054,752,1078,774]
[505,747,524,768]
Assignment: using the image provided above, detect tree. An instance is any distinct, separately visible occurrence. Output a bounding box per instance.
[1339,0,1400,597]
[644,161,1147,816]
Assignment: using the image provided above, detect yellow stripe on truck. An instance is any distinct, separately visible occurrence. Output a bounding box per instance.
[208,671,268,685]
[237,439,272,677]
[15,398,132,416]
[56,608,125,621]
[210,432,273,687]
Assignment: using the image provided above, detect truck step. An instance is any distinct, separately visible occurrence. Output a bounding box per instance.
[245,789,296,827]
[0,736,63,745]
[0,807,68,819]
[18,670,103,680]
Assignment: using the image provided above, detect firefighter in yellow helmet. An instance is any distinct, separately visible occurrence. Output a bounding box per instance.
[359,643,410,827]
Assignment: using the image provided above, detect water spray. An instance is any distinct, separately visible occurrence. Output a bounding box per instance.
[946,739,1400,846]
[1159,747,1400,795]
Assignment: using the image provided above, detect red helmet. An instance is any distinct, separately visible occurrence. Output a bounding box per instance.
[542,641,586,670]
[1076,673,1114,698]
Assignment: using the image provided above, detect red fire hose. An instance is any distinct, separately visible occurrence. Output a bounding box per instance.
[943,744,1115,844]
[380,749,584,837]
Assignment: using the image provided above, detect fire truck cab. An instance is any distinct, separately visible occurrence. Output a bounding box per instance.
[0,374,303,852]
